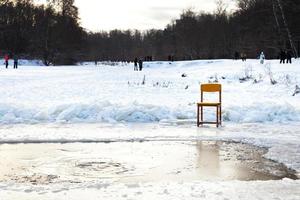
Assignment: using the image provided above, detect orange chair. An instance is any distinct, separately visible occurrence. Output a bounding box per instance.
[197,84,222,127]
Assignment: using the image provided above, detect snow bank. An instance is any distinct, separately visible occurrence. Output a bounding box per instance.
[224,103,300,123]
[0,102,193,124]
[0,101,299,124]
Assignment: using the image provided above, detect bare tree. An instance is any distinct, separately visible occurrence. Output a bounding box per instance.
[271,0,284,47]
[215,0,227,16]
[275,0,298,57]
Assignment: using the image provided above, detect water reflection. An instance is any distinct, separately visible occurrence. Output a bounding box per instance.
[0,141,297,184]
[196,141,220,178]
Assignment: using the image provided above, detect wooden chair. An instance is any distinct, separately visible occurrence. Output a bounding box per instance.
[197,84,222,127]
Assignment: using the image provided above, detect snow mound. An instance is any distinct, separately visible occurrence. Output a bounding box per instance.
[0,101,299,124]
[224,103,300,123]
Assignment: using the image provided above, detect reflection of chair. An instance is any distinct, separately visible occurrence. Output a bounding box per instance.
[197,84,222,127]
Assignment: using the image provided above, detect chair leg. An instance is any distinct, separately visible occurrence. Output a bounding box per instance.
[219,106,222,126]
[216,106,219,127]
[198,105,221,128]
[201,106,203,125]
[197,105,200,127]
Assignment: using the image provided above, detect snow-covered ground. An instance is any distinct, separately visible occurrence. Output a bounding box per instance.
[0,59,299,199]
[0,59,299,124]
[0,178,299,200]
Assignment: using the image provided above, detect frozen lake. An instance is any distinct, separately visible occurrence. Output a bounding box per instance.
[0,59,299,199]
[0,141,296,185]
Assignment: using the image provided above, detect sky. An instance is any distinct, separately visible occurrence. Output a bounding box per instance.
[37,0,237,31]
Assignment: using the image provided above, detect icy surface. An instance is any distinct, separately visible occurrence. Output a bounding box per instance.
[1,123,300,174]
[0,59,300,199]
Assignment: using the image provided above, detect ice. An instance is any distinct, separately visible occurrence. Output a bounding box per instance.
[0,59,300,199]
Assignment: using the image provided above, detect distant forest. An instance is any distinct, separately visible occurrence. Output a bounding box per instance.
[0,0,300,65]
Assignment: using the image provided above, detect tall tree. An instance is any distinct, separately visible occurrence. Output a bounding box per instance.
[275,0,298,57]
[47,0,78,18]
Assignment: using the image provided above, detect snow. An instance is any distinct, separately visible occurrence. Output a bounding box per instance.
[0,59,299,124]
[0,59,299,199]
[0,179,300,200]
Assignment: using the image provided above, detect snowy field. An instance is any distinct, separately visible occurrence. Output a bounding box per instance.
[0,59,299,199]
[0,59,299,124]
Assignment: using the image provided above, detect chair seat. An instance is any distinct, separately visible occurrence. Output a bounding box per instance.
[197,102,221,106]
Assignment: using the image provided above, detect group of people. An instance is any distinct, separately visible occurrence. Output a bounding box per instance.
[234,51,247,61]
[134,58,143,71]
[234,50,295,65]
[259,50,295,65]
[3,54,19,69]
[279,50,292,64]
[240,53,247,62]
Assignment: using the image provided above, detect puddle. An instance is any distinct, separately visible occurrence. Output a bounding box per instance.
[0,141,297,185]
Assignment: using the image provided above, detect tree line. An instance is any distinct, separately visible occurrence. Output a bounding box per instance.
[0,0,83,65]
[0,0,299,65]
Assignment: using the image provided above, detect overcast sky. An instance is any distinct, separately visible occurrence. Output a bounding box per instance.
[38,0,236,31]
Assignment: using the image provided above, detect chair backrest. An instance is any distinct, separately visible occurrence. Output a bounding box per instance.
[201,84,222,103]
